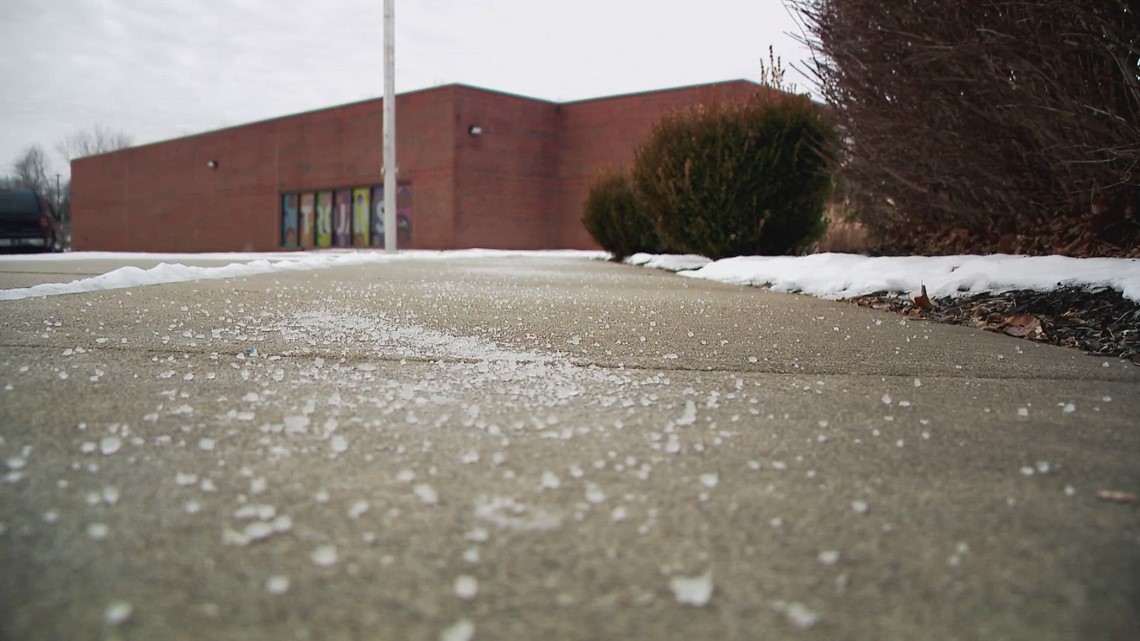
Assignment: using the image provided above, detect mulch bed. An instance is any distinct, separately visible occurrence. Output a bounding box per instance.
[848,286,1140,363]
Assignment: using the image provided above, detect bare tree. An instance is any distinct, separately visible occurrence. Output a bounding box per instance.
[789,0,1140,257]
[55,124,133,163]
[11,145,50,193]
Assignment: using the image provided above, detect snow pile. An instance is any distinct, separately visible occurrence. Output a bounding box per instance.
[0,249,605,301]
[4,248,1137,303]
[625,253,711,272]
[628,253,1140,302]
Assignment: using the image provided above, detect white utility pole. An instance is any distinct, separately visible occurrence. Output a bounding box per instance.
[383,0,397,252]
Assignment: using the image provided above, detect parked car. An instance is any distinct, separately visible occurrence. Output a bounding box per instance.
[0,188,65,252]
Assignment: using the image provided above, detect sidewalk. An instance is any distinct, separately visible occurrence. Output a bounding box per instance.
[1,254,1137,641]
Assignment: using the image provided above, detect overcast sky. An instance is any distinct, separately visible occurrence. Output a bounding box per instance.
[0,0,812,179]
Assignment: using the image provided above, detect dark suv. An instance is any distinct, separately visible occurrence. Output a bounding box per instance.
[0,188,65,252]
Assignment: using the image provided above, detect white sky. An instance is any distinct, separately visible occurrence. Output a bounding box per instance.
[0,0,811,180]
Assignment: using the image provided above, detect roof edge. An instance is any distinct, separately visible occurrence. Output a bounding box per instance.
[558,79,767,106]
[71,79,773,163]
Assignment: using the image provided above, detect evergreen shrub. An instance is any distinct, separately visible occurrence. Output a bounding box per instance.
[581,168,662,261]
[632,94,836,259]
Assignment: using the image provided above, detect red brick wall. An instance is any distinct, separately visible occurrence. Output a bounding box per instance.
[71,81,767,253]
[72,89,459,252]
[451,87,560,249]
[73,122,286,252]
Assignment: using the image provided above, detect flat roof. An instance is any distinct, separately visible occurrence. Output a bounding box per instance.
[72,79,764,162]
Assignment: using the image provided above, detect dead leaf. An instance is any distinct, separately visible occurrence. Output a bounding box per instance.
[1001,313,1042,338]
[913,284,934,311]
[1097,490,1137,504]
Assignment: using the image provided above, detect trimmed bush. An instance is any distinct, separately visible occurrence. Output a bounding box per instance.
[632,94,836,259]
[581,168,662,261]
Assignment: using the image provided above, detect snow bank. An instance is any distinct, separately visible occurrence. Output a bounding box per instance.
[0,249,606,301]
[665,253,1140,302]
[4,248,1138,303]
[625,253,712,272]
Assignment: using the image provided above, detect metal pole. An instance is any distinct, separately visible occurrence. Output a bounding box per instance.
[383,0,397,252]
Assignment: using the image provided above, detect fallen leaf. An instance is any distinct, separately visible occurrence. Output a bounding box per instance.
[1097,490,1137,504]
[913,284,934,310]
[1002,313,1042,338]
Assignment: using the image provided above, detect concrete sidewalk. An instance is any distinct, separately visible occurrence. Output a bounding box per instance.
[1,254,1137,641]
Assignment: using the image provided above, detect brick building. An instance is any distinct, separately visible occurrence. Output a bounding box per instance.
[71,80,767,252]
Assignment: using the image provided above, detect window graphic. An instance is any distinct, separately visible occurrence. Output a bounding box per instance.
[299,192,315,248]
[283,184,411,249]
[281,194,298,247]
[370,186,385,247]
[333,190,352,247]
[315,191,333,247]
[352,188,370,248]
[396,184,413,246]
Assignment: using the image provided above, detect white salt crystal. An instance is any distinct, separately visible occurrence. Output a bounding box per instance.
[265,575,289,595]
[348,501,369,519]
[414,483,438,504]
[439,619,475,641]
[670,572,713,606]
[676,401,697,426]
[273,515,292,533]
[453,575,478,600]
[284,415,309,433]
[100,437,122,455]
[103,601,132,625]
[585,484,606,503]
[774,601,819,629]
[311,545,338,566]
[541,471,561,490]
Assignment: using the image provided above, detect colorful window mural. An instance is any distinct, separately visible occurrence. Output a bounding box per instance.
[370,187,385,247]
[281,194,299,247]
[352,188,370,248]
[282,184,411,249]
[299,193,315,248]
[333,190,352,247]
[396,184,413,246]
[315,191,333,248]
